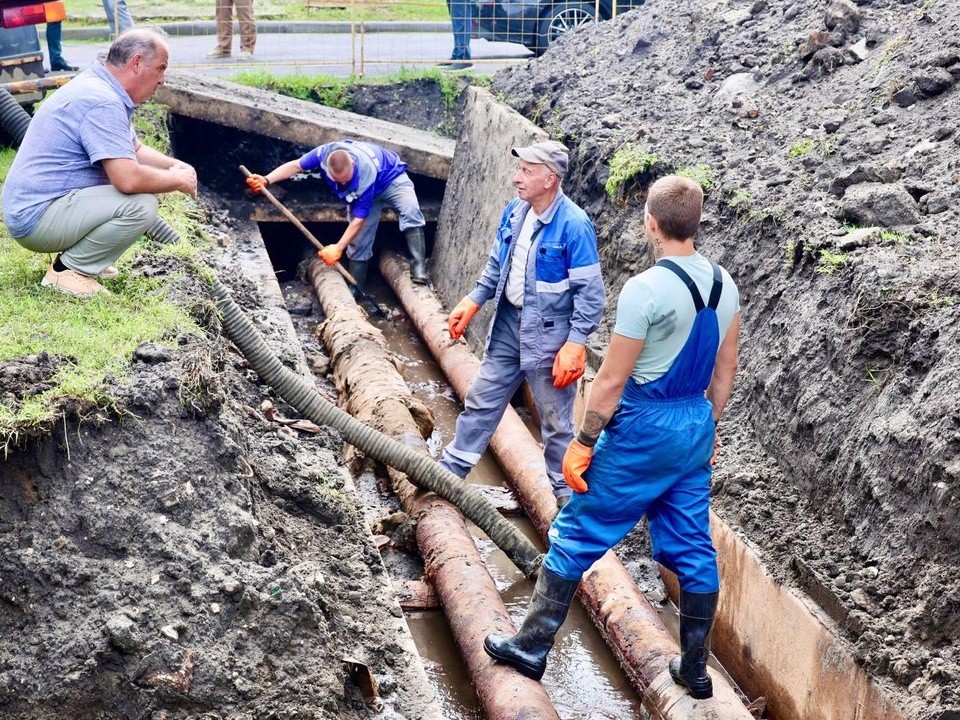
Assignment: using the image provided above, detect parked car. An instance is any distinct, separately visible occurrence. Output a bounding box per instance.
[473,0,646,56]
[0,0,66,105]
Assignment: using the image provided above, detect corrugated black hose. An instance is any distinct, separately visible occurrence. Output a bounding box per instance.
[0,87,32,146]
[210,277,543,578]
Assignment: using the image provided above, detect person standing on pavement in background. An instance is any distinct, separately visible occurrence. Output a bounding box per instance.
[440,140,605,506]
[45,21,78,72]
[484,176,740,698]
[1,28,198,298]
[102,0,134,36]
[443,0,472,69]
[246,140,429,288]
[206,0,257,60]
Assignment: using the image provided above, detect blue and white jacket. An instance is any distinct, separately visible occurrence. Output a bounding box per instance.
[468,190,605,370]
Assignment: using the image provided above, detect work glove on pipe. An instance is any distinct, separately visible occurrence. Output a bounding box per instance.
[552,341,586,389]
[246,174,269,194]
[562,438,593,493]
[448,297,480,340]
[318,245,343,266]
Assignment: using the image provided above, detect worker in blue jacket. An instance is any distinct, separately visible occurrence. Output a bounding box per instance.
[441,140,605,506]
[485,175,741,699]
[246,140,429,288]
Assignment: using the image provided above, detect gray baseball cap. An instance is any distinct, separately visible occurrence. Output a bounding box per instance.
[511,140,569,177]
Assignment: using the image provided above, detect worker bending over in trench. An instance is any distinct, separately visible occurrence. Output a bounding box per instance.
[246,141,429,289]
[485,175,741,700]
[1,28,197,298]
[440,140,605,506]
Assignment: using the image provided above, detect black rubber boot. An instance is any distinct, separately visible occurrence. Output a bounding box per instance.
[483,566,579,680]
[404,227,429,284]
[348,259,369,297]
[668,589,719,700]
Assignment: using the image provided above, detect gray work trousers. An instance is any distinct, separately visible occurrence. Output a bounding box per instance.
[440,302,576,498]
[18,185,158,276]
[346,173,425,262]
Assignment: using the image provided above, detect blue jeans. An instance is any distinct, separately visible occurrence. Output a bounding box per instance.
[102,0,134,35]
[445,0,472,60]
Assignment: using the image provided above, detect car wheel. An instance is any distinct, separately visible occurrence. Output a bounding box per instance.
[534,1,597,55]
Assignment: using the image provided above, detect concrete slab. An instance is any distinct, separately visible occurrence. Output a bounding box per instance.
[155,70,455,180]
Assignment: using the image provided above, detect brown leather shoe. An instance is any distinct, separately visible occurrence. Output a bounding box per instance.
[41,266,110,297]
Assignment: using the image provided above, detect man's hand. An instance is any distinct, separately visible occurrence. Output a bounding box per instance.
[552,341,586,388]
[245,174,270,194]
[318,245,343,266]
[172,165,198,199]
[562,438,593,493]
[448,297,480,340]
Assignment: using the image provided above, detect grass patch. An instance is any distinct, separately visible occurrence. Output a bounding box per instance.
[788,139,816,158]
[816,248,848,274]
[605,144,659,201]
[675,163,716,193]
[232,67,472,112]
[64,0,449,26]
[0,102,208,443]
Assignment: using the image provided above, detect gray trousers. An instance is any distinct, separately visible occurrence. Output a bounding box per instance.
[440,302,576,498]
[18,185,158,276]
[346,173,425,262]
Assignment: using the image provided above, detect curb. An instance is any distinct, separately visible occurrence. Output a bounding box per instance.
[63,20,451,41]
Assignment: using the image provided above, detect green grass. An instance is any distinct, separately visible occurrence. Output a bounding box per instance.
[788,139,816,158]
[231,66,470,112]
[0,103,209,442]
[675,163,716,193]
[65,0,450,27]
[816,248,848,274]
[605,144,659,201]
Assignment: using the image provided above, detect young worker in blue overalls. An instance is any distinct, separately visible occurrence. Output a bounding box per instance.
[485,175,741,700]
[246,140,429,288]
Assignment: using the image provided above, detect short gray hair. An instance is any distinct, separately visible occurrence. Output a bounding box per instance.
[106,27,169,66]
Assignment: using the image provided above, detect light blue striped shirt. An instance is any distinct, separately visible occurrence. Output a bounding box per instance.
[1,61,137,238]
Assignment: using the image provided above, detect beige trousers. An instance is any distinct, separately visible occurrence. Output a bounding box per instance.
[215,0,256,53]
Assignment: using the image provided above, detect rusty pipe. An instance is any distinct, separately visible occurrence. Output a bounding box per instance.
[381,252,754,719]
[1,75,72,95]
[309,262,560,720]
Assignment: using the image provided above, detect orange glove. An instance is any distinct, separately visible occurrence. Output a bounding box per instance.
[318,245,343,266]
[448,297,480,340]
[245,174,269,194]
[552,341,586,389]
[562,438,593,493]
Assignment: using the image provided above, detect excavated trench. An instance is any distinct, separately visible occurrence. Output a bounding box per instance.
[156,74,923,718]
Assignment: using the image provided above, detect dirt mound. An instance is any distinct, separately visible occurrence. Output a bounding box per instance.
[492,0,960,715]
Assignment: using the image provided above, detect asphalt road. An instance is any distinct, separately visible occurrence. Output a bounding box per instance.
[61,25,532,78]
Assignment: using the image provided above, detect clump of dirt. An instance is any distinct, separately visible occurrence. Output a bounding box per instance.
[492,0,960,715]
[0,205,431,718]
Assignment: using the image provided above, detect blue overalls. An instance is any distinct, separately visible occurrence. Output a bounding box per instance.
[544,259,724,593]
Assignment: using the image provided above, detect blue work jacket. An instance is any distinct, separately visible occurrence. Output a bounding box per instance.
[468,190,605,370]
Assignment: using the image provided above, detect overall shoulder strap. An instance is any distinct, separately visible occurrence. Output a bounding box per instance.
[656,258,724,312]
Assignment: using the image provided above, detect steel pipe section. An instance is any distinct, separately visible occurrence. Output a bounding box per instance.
[309,262,560,720]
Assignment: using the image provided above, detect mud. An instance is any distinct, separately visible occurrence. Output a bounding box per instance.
[491,0,960,716]
[0,199,435,718]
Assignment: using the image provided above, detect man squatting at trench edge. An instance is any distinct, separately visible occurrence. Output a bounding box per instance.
[483,175,741,701]
[246,140,429,289]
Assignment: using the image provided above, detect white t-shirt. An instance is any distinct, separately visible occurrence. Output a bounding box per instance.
[504,211,539,308]
[614,253,740,384]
